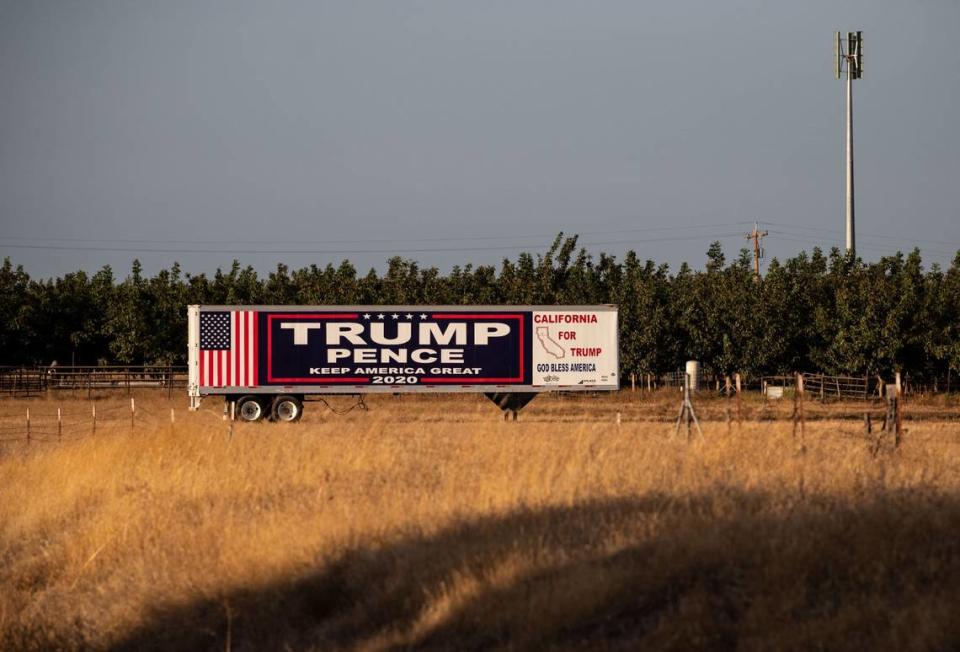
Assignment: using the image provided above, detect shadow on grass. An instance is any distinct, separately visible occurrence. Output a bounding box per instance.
[112,490,960,651]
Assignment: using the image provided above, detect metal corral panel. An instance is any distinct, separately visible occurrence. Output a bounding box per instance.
[187,305,619,395]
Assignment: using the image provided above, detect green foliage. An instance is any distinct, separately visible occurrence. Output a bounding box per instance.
[2,239,959,380]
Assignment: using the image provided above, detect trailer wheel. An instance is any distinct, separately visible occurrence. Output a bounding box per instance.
[236,395,266,422]
[271,395,303,423]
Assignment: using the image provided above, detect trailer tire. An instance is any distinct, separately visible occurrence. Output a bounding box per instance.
[271,395,303,423]
[236,395,266,422]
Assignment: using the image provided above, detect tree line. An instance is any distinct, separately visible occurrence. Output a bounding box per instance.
[2,235,959,382]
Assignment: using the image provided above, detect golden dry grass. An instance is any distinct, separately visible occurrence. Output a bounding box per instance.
[2,391,960,651]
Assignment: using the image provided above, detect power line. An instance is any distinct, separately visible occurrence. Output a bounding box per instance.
[0,232,747,256]
[2,226,952,260]
[772,234,958,258]
[0,221,753,247]
[769,229,960,257]
[763,221,960,248]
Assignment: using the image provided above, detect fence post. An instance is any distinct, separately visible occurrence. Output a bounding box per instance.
[895,382,903,448]
[883,383,898,443]
[130,397,135,431]
[721,376,729,433]
[793,373,805,444]
[630,373,635,392]
[92,404,96,435]
[798,374,805,434]
[735,373,742,428]
[170,408,175,434]
[58,407,62,442]
[167,365,173,400]
[228,401,235,439]
[26,408,30,445]
[792,376,799,439]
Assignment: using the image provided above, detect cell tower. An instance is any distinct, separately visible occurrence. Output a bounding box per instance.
[835,31,863,258]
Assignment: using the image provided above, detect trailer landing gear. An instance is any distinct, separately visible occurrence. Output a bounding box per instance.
[484,392,537,421]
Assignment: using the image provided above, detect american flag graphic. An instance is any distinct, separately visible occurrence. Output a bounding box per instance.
[199,311,258,387]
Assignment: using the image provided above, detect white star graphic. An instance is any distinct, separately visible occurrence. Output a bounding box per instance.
[391,313,399,319]
[377,313,385,319]
[363,313,371,319]
[405,313,413,319]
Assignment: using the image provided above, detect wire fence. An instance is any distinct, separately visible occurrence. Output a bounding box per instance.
[799,373,870,400]
[0,366,187,397]
[0,365,951,448]
[0,364,950,401]
[0,398,186,444]
[659,369,718,390]
[656,370,880,400]
[0,393,953,454]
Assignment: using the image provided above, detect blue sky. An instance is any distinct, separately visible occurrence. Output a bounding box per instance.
[2,0,958,278]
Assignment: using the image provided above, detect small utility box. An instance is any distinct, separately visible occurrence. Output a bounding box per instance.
[685,360,700,391]
[765,386,785,399]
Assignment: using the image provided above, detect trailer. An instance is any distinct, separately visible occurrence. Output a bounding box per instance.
[187,305,619,421]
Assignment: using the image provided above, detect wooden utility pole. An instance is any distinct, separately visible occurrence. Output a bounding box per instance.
[745,222,769,277]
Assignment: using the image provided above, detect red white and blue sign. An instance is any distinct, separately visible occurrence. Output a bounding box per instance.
[194,306,618,390]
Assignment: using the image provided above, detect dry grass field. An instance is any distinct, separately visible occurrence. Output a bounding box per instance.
[2,390,960,651]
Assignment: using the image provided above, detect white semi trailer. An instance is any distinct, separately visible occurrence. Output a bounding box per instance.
[188,304,619,421]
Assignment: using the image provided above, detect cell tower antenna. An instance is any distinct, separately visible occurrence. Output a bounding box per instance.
[835,31,863,258]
